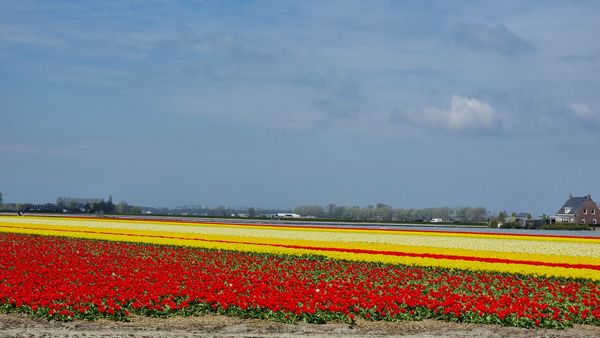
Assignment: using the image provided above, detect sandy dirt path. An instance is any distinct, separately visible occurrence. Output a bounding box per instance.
[1,313,599,338]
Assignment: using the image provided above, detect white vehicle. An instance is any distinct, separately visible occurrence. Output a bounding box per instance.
[430,218,443,223]
[277,213,301,218]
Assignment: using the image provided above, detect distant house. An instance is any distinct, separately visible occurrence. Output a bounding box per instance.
[26,203,65,213]
[551,194,599,225]
[504,213,531,228]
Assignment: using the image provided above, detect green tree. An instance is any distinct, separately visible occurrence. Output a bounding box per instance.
[293,205,319,217]
[497,210,508,223]
[90,200,115,213]
[116,201,129,214]
[375,205,393,221]
[327,204,338,218]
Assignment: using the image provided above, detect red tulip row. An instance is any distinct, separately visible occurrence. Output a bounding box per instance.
[0,233,599,328]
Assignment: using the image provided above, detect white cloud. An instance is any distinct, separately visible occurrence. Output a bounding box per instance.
[569,103,595,119]
[399,95,499,131]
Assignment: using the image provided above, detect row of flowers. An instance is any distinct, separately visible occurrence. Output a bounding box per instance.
[0,233,599,328]
[1,216,599,280]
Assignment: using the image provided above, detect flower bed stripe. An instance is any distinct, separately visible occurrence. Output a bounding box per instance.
[1,223,599,273]
[58,215,600,240]
[4,215,600,242]
[4,221,599,267]
[1,227,598,280]
[2,216,600,280]
[4,218,600,253]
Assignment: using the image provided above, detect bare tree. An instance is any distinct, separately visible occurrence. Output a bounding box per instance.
[294,203,489,223]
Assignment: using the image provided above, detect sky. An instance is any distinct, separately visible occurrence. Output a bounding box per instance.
[1,0,599,215]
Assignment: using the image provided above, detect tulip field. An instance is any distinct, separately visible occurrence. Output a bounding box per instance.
[1,215,599,328]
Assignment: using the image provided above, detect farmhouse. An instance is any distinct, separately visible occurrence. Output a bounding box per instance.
[551,194,598,225]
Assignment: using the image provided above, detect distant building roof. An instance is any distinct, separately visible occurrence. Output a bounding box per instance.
[556,195,591,215]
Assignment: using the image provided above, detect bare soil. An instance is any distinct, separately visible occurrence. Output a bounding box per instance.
[1,313,599,338]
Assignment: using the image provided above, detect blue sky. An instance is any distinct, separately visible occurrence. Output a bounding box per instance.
[1,0,599,215]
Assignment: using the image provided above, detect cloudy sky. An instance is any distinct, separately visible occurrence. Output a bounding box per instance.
[1,0,599,215]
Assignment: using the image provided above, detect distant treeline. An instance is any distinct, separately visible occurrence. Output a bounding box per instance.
[132,204,490,223]
[0,195,140,215]
[144,205,285,217]
[293,204,489,223]
[0,191,489,223]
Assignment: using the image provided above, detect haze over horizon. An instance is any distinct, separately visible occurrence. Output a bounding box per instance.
[2,1,599,216]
